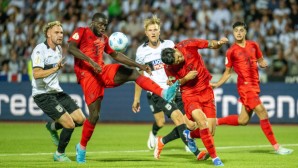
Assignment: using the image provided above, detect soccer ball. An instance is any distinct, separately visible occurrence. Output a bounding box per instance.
[108,32,129,51]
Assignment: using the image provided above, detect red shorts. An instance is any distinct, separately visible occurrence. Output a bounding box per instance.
[182,85,216,120]
[238,89,261,112]
[77,64,121,105]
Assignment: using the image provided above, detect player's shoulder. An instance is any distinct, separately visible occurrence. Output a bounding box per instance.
[161,39,175,48]
[33,42,47,52]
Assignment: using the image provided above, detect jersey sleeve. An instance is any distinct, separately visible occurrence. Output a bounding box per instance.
[164,66,177,82]
[184,39,209,49]
[31,46,45,69]
[68,27,85,45]
[254,41,263,59]
[104,35,115,55]
[225,48,233,68]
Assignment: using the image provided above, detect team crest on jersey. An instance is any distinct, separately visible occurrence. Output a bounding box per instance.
[55,105,63,113]
[72,32,79,40]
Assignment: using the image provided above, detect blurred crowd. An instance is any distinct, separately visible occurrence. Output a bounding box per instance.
[0,0,298,82]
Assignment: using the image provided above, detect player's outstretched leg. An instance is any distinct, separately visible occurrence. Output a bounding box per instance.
[275,146,294,155]
[162,81,179,102]
[147,131,156,150]
[46,122,59,146]
[154,136,164,159]
[76,143,86,163]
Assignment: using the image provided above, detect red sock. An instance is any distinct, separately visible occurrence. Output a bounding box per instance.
[217,115,239,125]
[135,75,163,96]
[200,128,217,159]
[80,119,96,147]
[190,128,201,138]
[260,119,278,146]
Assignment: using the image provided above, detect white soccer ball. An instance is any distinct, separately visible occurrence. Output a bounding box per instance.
[108,32,128,51]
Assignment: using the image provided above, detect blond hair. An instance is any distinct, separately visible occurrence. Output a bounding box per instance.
[144,15,161,30]
[43,21,62,38]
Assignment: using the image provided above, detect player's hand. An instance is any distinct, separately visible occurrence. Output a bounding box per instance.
[57,57,65,69]
[210,82,218,89]
[258,59,268,68]
[140,64,152,75]
[185,71,198,81]
[132,100,141,113]
[166,79,173,86]
[218,37,229,45]
[89,60,102,73]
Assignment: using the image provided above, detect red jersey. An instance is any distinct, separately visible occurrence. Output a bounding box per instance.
[68,27,115,79]
[226,40,262,92]
[164,39,212,96]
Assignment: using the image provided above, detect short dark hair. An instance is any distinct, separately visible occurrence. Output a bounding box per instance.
[161,48,175,65]
[92,13,107,21]
[232,21,248,31]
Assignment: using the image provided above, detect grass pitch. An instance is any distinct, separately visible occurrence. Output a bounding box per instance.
[0,122,297,168]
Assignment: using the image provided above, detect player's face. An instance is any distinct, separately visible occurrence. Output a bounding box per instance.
[92,17,108,36]
[233,26,246,41]
[145,24,160,43]
[48,25,63,45]
[173,49,184,65]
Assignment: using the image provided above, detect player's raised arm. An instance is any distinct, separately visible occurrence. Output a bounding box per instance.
[208,37,229,49]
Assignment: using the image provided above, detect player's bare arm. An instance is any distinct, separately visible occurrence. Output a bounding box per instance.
[257,57,268,68]
[208,37,229,49]
[178,70,198,85]
[132,71,144,113]
[110,51,152,75]
[68,41,102,73]
[33,57,65,79]
[210,67,233,88]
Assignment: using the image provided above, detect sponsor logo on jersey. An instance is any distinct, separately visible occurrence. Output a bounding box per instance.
[152,59,164,70]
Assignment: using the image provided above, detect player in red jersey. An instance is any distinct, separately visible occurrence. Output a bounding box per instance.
[67,13,179,163]
[211,21,293,155]
[161,37,229,166]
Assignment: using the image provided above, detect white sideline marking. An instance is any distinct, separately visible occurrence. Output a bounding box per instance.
[0,144,297,157]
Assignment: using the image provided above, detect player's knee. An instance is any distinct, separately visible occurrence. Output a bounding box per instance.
[156,119,165,127]
[238,119,249,126]
[63,121,75,129]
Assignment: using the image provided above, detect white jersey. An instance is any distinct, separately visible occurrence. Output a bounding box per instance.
[31,42,63,96]
[136,40,174,89]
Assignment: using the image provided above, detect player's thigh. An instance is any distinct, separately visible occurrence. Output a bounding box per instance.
[33,93,66,120]
[57,92,80,114]
[191,109,209,129]
[152,94,179,119]
[70,108,86,124]
[113,64,136,84]
[238,105,253,125]
[80,72,105,105]
[58,112,75,129]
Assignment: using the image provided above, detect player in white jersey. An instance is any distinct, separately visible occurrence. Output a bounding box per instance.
[132,16,209,160]
[31,21,85,162]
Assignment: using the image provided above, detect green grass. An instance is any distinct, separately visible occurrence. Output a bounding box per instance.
[0,122,297,168]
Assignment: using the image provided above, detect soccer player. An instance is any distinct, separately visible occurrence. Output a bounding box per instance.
[161,37,229,166]
[210,21,293,155]
[67,13,179,163]
[31,21,86,162]
[132,15,209,160]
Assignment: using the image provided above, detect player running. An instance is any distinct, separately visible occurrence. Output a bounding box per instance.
[210,21,293,155]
